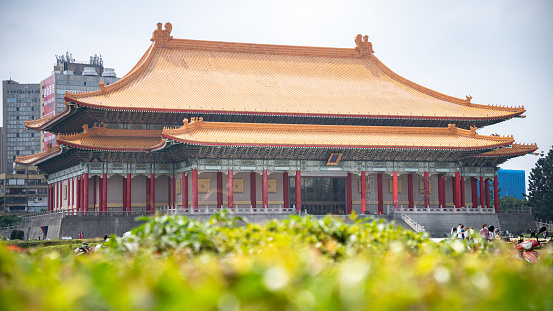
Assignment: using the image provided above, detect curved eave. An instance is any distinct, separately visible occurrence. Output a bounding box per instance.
[63,98,525,122]
[164,135,512,151]
[14,147,64,166]
[57,139,167,153]
[24,105,74,131]
[474,144,538,158]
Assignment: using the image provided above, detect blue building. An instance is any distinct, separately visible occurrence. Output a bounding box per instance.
[497,169,525,199]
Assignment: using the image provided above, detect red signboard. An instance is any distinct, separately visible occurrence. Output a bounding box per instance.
[42,75,56,150]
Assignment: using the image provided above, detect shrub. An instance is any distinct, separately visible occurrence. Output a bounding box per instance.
[9,230,17,240]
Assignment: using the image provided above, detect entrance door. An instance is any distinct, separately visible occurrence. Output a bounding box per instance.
[289,177,346,215]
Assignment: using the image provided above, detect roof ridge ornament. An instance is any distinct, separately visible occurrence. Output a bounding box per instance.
[354,34,374,58]
[151,22,173,47]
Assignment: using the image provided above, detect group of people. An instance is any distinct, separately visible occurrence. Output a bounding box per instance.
[478,224,501,241]
[451,224,473,240]
[450,223,501,241]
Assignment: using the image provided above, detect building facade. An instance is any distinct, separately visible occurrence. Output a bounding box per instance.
[0,166,48,215]
[17,23,538,216]
[497,169,526,200]
[2,80,41,174]
[40,53,119,151]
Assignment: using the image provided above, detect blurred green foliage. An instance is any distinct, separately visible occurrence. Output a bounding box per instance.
[0,212,552,311]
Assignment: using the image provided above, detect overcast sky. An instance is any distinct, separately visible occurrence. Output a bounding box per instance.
[1,0,552,183]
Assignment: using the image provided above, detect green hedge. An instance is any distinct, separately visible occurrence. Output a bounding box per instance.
[0,212,551,311]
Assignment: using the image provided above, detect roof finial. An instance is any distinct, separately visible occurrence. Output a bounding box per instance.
[465,95,472,103]
[354,34,374,58]
[151,22,173,47]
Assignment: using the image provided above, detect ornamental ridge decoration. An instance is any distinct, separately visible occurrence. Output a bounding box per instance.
[354,34,374,58]
[151,22,173,47]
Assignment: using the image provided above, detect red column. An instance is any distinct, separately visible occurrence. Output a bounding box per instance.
[346,173,352,214]
[99,176,104,212]
[424,172,430,208]
[146,177,150,211]
[150,173,155,212]
[361,171,367,214]
[227,170,234,209]
[438,175,443,208]
[262,170,268,209]
[217,172,223,209]
[407,173,413,210]
[83,173,89,213]
[127,173,132,212]
[460,175,465,207]
[192,170,198,210]
[76,178,80,212]
[454,172,461,209]
[47,185,51,212]
[172,174,176,209]
[168,176,172,208]
[72,177,75,212]
[443,176,447,209]
[250,172,256,209]
[471,178,478,208]
[123,177,127,211]
[102,173,107,212]
[295,171,301,212]
[93,176,97,209]
[58,181,61,210]
[182,172,188,210]
[392,172,398,210]
[283,172,289,210]
[485,179,490,209]
[480,176,485,208]
[494,175,499,213]
[377,173,383,214]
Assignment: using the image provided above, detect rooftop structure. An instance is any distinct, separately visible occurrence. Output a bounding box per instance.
[17,23,537,217]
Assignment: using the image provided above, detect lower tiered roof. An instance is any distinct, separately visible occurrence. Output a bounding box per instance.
[15,120,535,173]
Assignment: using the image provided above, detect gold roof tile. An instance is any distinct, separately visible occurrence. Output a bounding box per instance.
[15,145,62,166]
[163,119,514,150]
[64,24,524,121]
[56,125,166,151]
[475,143,538,157]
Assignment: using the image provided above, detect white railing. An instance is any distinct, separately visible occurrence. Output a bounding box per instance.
[536,220,553,231]
[158,205,296,216]
[390,205,496,214]
[21,209,153,222]
[394,211,423,232]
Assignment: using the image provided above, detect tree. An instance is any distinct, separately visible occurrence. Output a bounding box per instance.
[528,146,553,221]
[0,215,22,227]
[498,196,529,210]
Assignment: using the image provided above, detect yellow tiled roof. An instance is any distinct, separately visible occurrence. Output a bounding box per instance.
[476,143,538,157]
[64,24,524,121]
[15,145,62,166]
[163,118,514,150]
[56,125,166,151]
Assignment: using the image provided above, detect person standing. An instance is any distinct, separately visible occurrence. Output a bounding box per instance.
[79,232,83,240]
[479,224,490,240]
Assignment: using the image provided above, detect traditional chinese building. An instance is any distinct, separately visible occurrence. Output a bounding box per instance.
[16,23,537,216]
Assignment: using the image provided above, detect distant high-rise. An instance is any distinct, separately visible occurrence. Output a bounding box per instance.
[2,80,41,173]
[497,169,526,200]
[41,52,119,150]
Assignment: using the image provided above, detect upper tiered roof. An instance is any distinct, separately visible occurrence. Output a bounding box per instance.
[34,23,524,130]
